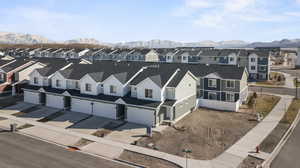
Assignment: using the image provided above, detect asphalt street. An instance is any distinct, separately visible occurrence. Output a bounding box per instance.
[271,121,300,168]
[0,131,130,168]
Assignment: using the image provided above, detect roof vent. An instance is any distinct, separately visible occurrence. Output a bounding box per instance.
[206,63,210,66]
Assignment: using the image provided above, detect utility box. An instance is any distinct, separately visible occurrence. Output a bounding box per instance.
[10,123,17,132]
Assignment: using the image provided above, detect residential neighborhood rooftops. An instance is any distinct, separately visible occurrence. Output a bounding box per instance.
[1,58,32,73]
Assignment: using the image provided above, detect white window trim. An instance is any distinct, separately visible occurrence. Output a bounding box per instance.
[110,85,117,94]
[85,83,92,92]
[225,80,235,88]
[208,92,217,100]
[145,88,153,98]
[208,79,217,88]
[225,92,235,102]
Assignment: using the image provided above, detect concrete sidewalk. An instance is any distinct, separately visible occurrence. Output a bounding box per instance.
[0,95,293,168]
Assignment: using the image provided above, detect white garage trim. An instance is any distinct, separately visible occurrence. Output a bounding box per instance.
[24,91,40,104]
[46,94,64,109]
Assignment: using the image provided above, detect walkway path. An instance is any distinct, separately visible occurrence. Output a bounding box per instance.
[0,95,293,168]
[279,72,295,88]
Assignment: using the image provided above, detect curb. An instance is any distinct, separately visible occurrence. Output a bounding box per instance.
[261,109,300,168]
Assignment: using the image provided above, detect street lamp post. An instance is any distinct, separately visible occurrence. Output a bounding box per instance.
[182,149,192,168]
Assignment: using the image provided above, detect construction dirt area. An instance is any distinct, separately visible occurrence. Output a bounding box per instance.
[136,94,280,160]
[137,108,258,160]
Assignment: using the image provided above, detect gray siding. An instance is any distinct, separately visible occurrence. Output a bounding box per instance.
[173,95,196,120]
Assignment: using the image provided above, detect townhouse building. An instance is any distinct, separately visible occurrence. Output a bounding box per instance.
[23,60,248,127]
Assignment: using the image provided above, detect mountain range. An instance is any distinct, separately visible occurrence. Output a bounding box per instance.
[0,31,299,48]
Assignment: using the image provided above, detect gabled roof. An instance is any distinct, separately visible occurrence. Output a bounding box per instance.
[1,58,32,73]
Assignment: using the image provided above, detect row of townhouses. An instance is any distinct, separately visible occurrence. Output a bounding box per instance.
[1,47,269,81]
[20,60,248,127]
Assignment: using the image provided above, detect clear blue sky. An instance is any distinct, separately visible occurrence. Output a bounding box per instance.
[1,0,300,43]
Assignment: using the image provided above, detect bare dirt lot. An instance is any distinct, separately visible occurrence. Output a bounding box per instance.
[137,108,259,160]
[237,156,264,168]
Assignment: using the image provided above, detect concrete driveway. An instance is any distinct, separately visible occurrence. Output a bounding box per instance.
[68,116,113,134]
[0,102,37,115]
[18,107,61,121]
[46,111,90,128]
[104,123,146,144]
[21,126,81,146]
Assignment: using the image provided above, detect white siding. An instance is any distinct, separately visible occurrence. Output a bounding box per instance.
[175,73,196,100]
[103,75,124,96]
[24,91,40,104]
[80,74,99,95]
[51,72,66,89]
[126,106,155,127]
[136,78,162,101]
[46,94,64,109]
[29,70,44,86]
[249,53,258,74]
[18,63,44,82]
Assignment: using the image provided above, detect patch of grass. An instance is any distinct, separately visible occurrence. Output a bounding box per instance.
[38,111,65,122]
[73,138,94,147]
[281,98,300,124]
[253,95,281,117]
[260,98,300,153]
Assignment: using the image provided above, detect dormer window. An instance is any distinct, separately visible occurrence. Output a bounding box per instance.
[56,80,61,87]
[145,89,153,98]
[33,77,38,84]
[85,83,92,92]
[110,85,117,94]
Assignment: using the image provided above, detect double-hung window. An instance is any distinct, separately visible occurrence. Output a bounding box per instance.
[56,80,61,87]
[75,81,79,89]
[110,85,117,94]
[145,89,153,98]
[33,77,38,84]
[226,80,235,88]
[226,93,235,102]
[85,83,91,92]
[208,79,217,88]
[208,92,217,100]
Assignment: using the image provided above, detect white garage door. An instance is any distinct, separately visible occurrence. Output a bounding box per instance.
[46,94,64,109]
[71,98,116,119]
[127,107,155,127]
[24,91,40,104]
[93,102,116,119]
[71,98,92,114]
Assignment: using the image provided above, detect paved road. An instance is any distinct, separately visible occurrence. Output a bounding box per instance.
[271,121,300,168]
[0,131,130,168]
[249,86,299,97]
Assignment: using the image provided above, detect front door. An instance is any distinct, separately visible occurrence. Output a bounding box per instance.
[40,93,46,105]
[116,104,126,120]
[64,96,71,110]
